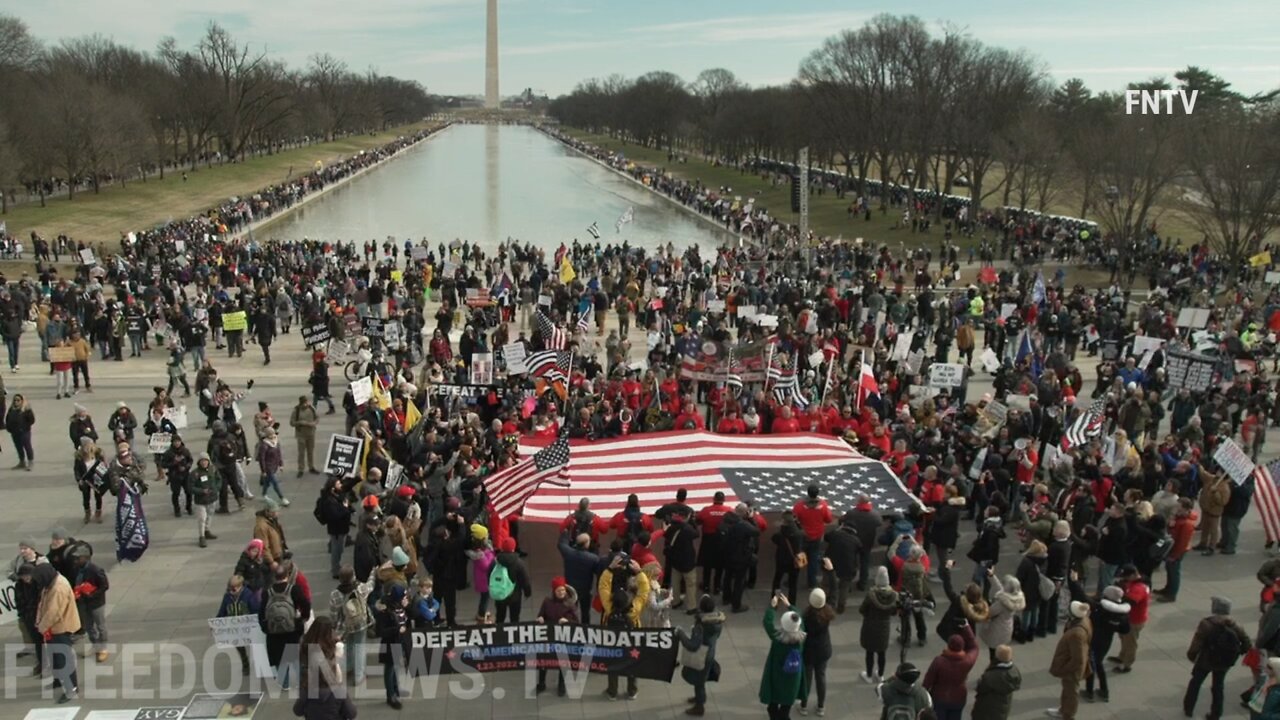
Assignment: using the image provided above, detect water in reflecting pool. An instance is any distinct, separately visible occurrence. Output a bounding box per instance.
[262,124,733,254]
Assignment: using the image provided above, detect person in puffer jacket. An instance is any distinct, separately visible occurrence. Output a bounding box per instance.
[1066,574,1130,703]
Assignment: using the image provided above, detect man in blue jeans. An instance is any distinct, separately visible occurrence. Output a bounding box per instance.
[1158,499,1197,602]
[792,484,834,589]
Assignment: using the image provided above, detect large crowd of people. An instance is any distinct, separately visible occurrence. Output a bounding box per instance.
[6,121,1280,720]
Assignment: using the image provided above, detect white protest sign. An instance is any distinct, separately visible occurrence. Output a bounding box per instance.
[928,363,966,388]
[0,578,17,625]
[1176,308,1212,329]
[503,342,527,374]
[1267,271,1280,285]
[147,433,172,454]
[892,331,914,361]
[79,248,96,266]
[1006,394,1032,411]
[208,615,265,648]
[174,240,186,254]
[470,353,494,385]
[1000,303,1017,320]
[736,304,757,320]
[350,377,373,406]
[905,350,925,375]
[162,406,189,430]
[1213,438,1256,485]
[808,350,826,369]
[411,246,430,261]
[981,348,1001,373]
[538,294,552,307]
[968,447,989,480]
[707,299,726,313]
[327,339,350,365]
[383,320,403,349]
[1132,335,1164,358]
[757,314,779,329]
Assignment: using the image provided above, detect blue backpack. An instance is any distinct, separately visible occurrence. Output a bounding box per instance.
[782,647,803,675]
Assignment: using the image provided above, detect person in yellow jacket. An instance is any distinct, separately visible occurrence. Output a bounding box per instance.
[969,294,986,319]
[599,555,651,700]
[34,563,81,703]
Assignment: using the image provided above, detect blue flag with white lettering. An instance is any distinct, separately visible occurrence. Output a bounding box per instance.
[115,481,150,562]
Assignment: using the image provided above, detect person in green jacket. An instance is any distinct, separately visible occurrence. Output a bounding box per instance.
[760,592,806,720]
[971,644,1021,720]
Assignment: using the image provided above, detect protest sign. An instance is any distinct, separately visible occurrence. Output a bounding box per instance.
[343,313,360,339]
[974,401,1008,438]
[1000,303,1017,320]
[180,694,261,719]
[707,299,726,313]
[928,363,965,388]
[905,350,924,375]
[0,578,17,626]
[907,385,940,408]
[326,339,350,365]
[301,322,331,348]
[48,346,75,363]
[410,623,677,682]
[115,482,150,562]
[502,342,527,374]
[470,353,494,385]
[323,434,364,478]
[208,615,265,648]
[411,246,430,261]
[1165,348,1217,392]
[968,447,989,480]
[1213,438,1256,485]
[126,316,146,335]
[386,462,406,490]
[360,317,384,339]
[538,294,552,308]
[222,311,247,332]
[350,377,373,406]
[891,331,914,361]
[147,433,172,454]
[756,314,779,329]
[808,349,826,369]
[1006,394,1032,411]
[736,304,757,320]
[980,348,1001,373]
[1267,271,1280,285]
[1100,339,1119,361]
[1176,308,1212,329]
[162,406,189,430]
[383,320,403,348]
[1132,335,1164,358]
[174,239,185,254]
[79,248,96,266]
[431,384,512,400]
[390,270,403,283]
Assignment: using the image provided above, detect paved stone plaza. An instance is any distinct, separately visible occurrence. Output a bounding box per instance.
[0,304,1270,720]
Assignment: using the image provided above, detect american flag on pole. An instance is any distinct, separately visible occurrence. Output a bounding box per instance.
[1254,458,1280,544]
[486,437,571,518]
[535,309,566,350]
[1062,397,1107,450]
[526,349,572,383]
[517,431,918,520]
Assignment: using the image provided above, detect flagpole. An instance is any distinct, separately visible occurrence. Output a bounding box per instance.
[855,348,866,412]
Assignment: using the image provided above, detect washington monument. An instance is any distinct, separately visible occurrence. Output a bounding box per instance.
[485,0,499,108]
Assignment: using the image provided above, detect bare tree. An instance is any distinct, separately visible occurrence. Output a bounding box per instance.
[307,53,355,141]
[0,13,40,72]
[0,118,20,213]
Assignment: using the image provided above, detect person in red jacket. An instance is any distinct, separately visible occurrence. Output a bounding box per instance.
[559,499,610,550]
[697,492,731,594]
[1157,498,1197,602]
[792,485,834,589]
[609,494,656,543]
[1113,565,1150,673]
[716,406,747,434]
[923,623,979,719]
[673,401,705,431]
[771,406,801,434]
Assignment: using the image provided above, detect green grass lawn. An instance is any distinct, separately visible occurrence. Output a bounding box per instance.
[2,122,435,242]
[562,128,1212,250]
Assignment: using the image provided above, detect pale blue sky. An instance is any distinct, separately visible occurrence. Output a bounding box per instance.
[8,0,1279,97]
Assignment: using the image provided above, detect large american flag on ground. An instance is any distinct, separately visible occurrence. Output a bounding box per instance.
[1062,397,1106,450]
[515,431,918,520]
[1254,458,1280,544]
[486,438,571,518]
[535,309,566,350]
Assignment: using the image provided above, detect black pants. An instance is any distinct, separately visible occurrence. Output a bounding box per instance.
[865,649,886,677]
[167,373,191,395]
[495,596,522,624]
[80,485,104,514]
[573,585,592,624]
[722,566,748,610]
[1184,664,1227,719]
[216,465,244,510]
[606,673,637,697]
[437,584,458,626]
[170,478,192,514]
[767,703,793,720]
[72,360,91,389]
[772,564,798,606]
[802,658,828,709]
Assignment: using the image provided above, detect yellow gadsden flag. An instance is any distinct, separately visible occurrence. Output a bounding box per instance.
[1250,250,1272,267]
[371,375,392,411]
[404,400,422,432]
[560,257,577,285]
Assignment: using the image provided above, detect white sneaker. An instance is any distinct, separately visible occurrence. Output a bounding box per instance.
[797,707,808,716]
[282,498,291,507]
[1045,710,1063,718]
[244,490,255,499]
[860,671,873,684]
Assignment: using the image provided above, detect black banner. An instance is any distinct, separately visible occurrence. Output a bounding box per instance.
[86,460,111,494]
[361,317,384,339]
[302,322,331,348]
[323,434,364,478]
[126,316,145,334]
[410,623,677,681]
[1165,348,1217,392]
[115,481,150,563]
[431,384,511,399]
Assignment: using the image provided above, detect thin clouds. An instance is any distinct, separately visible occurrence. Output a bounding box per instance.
[630,11,873,44]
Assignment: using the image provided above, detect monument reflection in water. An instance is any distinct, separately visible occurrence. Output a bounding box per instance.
[263,124,734,254]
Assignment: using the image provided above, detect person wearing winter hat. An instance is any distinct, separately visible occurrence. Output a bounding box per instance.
[189,451,222,548]
[1075,583,1130,703]
[972,645,1021,720]
[1183,596,1251,720]
[494,536,532,623]
[859,566,899,685]
[255,426,288,507]
[676,594,726,716]
[252,497,288,567]
[1047,601,1092,719]
[798,589,835,716]
[1247,656,1280,717]
[760,592,806,719]
[535,577,579,696]
[923,620,979,720]
[878,662,931,720]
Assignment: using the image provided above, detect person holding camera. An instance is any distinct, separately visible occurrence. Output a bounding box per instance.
[599,553,650,700]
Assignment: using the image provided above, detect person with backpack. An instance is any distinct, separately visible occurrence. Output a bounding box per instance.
[259,564,310,691]
[535,576,580,697]
[721,505,762,613]
[610,493,655,548]
[877,662,931,720]
[599,554,650,700]
[760,591,806,720]
[822,518,862,614]
[316,478,354,579]
[1184,596,1251,720]
[675,594,725,717]
[465,523,497,623]
[560,497,609,550]
[328,565,373,685]
[492,536,531,623]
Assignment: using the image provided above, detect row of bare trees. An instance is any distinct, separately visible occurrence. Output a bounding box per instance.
[548,13,1280,265]
[0,15,433,210]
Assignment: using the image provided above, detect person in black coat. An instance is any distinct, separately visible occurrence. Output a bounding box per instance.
[255,309,275,365]
[1096,503,1130,594]
[374,582,410,709]
[318,478,355,579]
[772,511,805,606]
[719,506,760,613]
[927,488,964,568]
[353,515,384,585]
[662,517,699,612]
[841,497,881,590]
[425,516,466,626]
[1044,521,1073,636]
[557,531,604,621]
[822,521,862,613]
